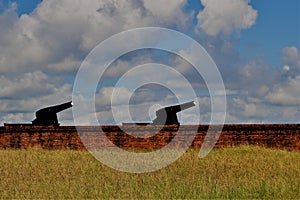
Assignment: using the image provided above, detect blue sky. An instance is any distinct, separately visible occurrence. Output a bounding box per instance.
[238,0,300,67]
[0,0,42,14]
[0,0,299,124]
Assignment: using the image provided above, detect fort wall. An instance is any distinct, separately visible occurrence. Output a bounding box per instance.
[0,124,299,151]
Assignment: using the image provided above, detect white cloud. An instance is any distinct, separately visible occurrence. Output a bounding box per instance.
[103,54,153,78]
[262,47,300,106]
[229,97,269,121]
[282,46,299,63]
[281,46,300,74]
[46,57,82,72]
[96,86,132,108]
[1,113,28,123]
[143,0,191,28]
[197,0,258,36]
[229,60,279,98]
[265,76,300,106]
[0,71,54,99]
[283,65,290,71]
[0,0,191,74]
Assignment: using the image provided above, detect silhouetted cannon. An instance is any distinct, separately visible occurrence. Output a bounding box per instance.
[152,101,195,125]
[32,101,73,126]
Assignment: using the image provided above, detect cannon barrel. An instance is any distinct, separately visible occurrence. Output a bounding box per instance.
[35,101,73,116]
[152,101,195,125]
[162,101,195,114]
[32,101,73,126]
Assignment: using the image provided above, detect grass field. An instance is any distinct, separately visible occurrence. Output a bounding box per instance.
[0,146,299,199]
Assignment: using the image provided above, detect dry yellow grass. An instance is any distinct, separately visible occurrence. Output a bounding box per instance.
[0,146,299,199]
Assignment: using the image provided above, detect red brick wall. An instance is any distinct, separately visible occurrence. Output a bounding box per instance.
[0,124,299,151]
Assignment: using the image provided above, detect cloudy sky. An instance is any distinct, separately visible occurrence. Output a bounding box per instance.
[0,0,299,125]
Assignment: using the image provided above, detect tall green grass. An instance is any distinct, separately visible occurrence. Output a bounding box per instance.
[0,146,299,199]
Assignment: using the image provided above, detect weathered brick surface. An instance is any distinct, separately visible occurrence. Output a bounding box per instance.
[0,124,299,151]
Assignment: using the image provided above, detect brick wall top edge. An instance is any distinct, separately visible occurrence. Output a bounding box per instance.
[0,124,299,133]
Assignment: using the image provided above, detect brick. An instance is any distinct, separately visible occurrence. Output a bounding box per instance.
[0,124,299,151]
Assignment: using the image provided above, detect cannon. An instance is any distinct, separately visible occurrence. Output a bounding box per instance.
[122,100,196,126]
[32,101,73,126]
[152,101,195,125]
